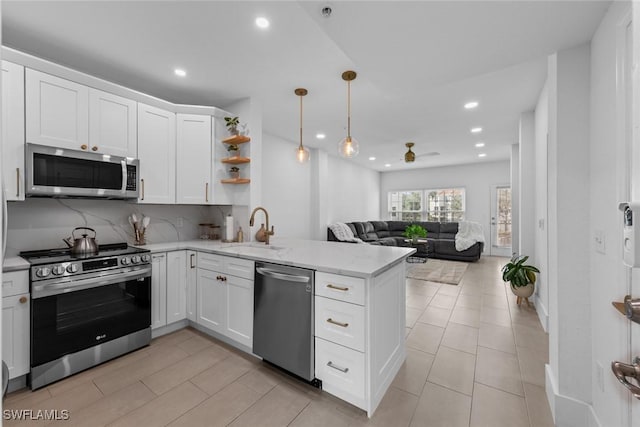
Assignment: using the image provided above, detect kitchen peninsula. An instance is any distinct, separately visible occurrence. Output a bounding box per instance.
[136,238,415,417]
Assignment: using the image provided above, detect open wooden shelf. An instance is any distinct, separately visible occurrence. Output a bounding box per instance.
[221,156,251,165]
[221,135,251,145]
[221,178,251,184]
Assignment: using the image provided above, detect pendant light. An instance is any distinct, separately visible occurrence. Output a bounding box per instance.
[338,70,359,158]
[404,142,415,163]
[295,88,310,163]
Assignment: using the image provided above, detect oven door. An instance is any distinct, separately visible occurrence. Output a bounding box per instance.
[31,268,151,367]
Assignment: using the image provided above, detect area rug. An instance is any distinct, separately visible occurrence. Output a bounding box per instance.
[406,259,468,285]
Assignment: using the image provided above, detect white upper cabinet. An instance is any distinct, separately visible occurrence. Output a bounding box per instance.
[2,61,25,201]
[176,114,212,204]
[137,103,176,204]
[89,89,137,157]
[26,68,89,150]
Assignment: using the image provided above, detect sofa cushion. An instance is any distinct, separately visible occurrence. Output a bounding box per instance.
[387,221,408,237]
[371,221,390,238]
[439,222,458,240]
[361,222,379,241]
[417,222,440,236]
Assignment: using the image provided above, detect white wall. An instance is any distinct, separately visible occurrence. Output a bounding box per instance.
[545,43,593,424]
[589,2,632,425]
[519,111,535,260]
[261,132,312,239]
[326,155,380,224]
[5,199,229,255]
[511,143,520,257]
[534,82,550,329]
[380,160,511,247]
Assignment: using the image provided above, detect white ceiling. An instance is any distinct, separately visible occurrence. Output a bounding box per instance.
[2,1,610,171]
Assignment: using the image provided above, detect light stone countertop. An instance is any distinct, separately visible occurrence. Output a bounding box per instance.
[2,256,31,272]
[137,238,416,278]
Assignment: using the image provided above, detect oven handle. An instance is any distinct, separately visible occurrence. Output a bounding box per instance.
[32,267,151,299]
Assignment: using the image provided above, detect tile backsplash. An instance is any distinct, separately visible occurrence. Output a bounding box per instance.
[5,198,231,255]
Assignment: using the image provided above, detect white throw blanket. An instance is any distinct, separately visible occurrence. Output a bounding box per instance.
[329,223,363,243]
[455,221,485,251]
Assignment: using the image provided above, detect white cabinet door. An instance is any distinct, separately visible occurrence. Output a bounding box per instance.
[2,61,25,201]
[89,89,137,157]
[197,268,226,334]
[2,293,30,379]
[25,68,89,150]
[225,275,253,348]
[137,103,176,204]
[186,251,197,322]
[176,114,212,204]
[166,251,187,324]
[151,253,167,329]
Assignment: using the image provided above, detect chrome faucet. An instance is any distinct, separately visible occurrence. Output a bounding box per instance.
[249,206,274,245]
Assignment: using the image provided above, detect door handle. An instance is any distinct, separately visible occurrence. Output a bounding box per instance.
[612,358,640,399]
[190,254,195,269]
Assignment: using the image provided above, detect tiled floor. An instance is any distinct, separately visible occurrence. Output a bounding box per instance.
[4,256,554,427]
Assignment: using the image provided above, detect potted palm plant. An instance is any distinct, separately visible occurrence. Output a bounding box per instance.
[501,255,540,305]
[224,116,240,135]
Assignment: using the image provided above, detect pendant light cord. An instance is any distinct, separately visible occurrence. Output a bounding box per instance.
[347,80,351,139]
[299,93,303,150]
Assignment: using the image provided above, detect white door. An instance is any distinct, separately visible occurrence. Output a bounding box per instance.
[89,89,137,157]
[196,268,226,334]
[166,251,187,324]
[2,293,30,379]
[225,275,253,348]
[2,61,25,201]
[186,251,197,322]
[151,253,167,330]
[176,114,212,204]
[489,185,512,257]
[25,68,89,150]
[137,103,176,204]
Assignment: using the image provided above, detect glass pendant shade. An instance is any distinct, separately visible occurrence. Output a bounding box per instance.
[404,142,415,162]
[338,136,359,158]
[296,145,310,163]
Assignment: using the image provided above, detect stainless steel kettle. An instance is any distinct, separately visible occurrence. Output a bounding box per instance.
[63,227,99,256]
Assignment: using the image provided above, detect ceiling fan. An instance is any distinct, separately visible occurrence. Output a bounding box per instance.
[403,142,440,163]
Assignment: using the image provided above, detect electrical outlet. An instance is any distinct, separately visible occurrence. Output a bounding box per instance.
[596,361,605,392]
[595,230,606,254]
[177,217,184,228]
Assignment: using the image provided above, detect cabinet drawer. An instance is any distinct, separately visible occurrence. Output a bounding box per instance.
[315,272,365,305]
[315,337,365,407]
[2,271,29,298]
[315,296,365,352]
[197,252,225,272]
[224,257,255,280]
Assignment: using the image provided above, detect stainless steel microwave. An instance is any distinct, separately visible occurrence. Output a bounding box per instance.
[26,143,139,199]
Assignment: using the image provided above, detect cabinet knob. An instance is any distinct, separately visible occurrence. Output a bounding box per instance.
[19,296,28,304]
[81,144,88,150]
[92,146,98,151]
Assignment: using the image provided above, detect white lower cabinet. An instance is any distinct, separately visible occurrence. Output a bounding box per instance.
[151,253,167,329]
[2,270,30,379]
[186,251,197,322]
[196,252,254,348]
[315,337,365,408]
[166,251,187,324]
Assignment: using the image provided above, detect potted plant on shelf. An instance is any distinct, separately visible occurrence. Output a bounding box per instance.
[501,255,540,306]
[403,224,427,243]
[226,144,239,157]
[229,166,240,179]
[224,116,240,135]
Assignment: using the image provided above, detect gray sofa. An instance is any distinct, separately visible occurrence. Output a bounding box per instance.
[327,221,483,262]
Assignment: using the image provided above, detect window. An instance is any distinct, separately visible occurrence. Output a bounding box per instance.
[388,188,465,222]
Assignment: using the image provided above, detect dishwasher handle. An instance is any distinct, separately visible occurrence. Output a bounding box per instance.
[256,267,310,283]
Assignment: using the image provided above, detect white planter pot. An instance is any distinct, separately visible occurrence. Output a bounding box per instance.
[511,282,534,298]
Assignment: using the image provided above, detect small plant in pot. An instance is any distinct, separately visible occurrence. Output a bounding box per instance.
[224,116,240,135]
[403,224,427,243]
[229,166,240,179]
[501,255,540,306]
[226,144,239,156]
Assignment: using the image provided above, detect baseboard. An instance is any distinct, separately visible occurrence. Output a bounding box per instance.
[546,364,595,426]
[534,294,549,332]
[151,319,189,339]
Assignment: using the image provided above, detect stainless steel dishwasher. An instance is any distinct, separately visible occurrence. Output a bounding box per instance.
[253,262,315,382]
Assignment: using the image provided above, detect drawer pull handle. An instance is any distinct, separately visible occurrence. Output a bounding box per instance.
[327,318,349,328]
[327,361,349,373]
[327,284,349,291]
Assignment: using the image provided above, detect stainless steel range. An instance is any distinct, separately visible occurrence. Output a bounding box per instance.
[20,243,152,389]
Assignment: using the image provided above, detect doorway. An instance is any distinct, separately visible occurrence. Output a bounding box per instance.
[490,185,512,257]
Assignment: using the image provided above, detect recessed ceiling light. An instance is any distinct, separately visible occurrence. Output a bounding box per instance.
[470,127,483,133]
[475,142,485,148]
[384,163,391,167]
[478,153,487,158]
[464,101,479,109]
[255,17,270,28]
[369,157,376,161]
[174,69,186,77]
[316,133,326,139]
